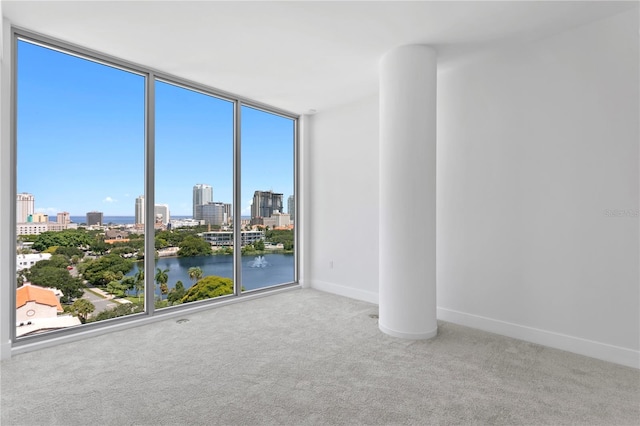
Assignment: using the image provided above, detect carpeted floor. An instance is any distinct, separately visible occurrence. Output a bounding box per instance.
[1,288,639,425]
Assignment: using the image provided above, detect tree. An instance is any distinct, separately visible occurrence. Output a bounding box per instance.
[265,229,294,249]
[134,268,145,299]
[155,267,169,300]
[30,255,69,271]
[71,298,95,324]
[181,275,234,303]
[121,276,136,296]
[90,239,109,255]
[81,254,134,286]
[54,246,84,260]
[188,266,203,284]
[93,302,144,321]
[167,280,186,305]
[26,267,84,303]
[102,270,119,284]
[155,236,169,250]
[160,283,169,299]
[106,280,127,297]
[177,236,212,257]
[254,239,265,251]
[31,229,93,252]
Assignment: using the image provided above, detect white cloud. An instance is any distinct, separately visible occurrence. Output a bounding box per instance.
[103,196,117,203]
[35,207,58,214]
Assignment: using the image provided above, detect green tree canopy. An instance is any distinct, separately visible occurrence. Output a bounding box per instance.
[265,229,294,251]
[167,280,186,305]
[31,229,93,252]
[155,230,185,247]
[71,298,95,324]
[178,236,212,257]
[106,280,128,298]
[181,275,233,303]
[81,254,134,286]
[92,302,144,322]
[54,246,84,260]
[26,267,84,303]
[30,255,69,271]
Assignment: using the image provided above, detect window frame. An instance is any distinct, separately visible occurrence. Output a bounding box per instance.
[9,27,300,351]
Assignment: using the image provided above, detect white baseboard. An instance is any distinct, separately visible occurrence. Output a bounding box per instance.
[437,307,640,369]
[304,281,639,369]
[309,279,378,305]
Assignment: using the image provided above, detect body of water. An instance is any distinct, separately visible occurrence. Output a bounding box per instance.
[69,215,252,225]
[127,253,295,296]
[69,216,193,225]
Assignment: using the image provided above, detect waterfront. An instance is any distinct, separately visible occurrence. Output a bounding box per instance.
[127,253,295,294]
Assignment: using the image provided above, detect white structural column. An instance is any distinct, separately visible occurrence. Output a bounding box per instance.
[379,45,437,339]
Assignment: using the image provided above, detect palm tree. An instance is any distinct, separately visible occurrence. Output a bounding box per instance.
[134,268,145,300]
[102,270,118,287]
[188,266,203,284]
[72,298,95,324]
[155,267,169,300]
[160,282,169,299]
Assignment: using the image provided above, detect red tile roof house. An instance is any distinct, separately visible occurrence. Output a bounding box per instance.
[16,284,81,337]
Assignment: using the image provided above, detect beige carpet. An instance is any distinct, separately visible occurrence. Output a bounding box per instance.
[2,288,639,425]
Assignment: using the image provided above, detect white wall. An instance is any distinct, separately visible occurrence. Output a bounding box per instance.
[309,10,639,367]
[437,9,639,368]
[307,95,379,304]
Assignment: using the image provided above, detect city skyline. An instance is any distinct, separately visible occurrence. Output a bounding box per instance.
[17,39,294,218]
[17,187,294,222]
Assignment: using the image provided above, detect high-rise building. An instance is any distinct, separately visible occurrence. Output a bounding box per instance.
[135,196,170,226]
[195,202,226,226]
[86,211,103,226]
[193,184,213,219]
[251,190,283,220]
[16,193,34,223]
[56,212,70,224]
[287,195,295,222]
[154,204,170,226]
[135,195,145,225]
[223,203,232,225]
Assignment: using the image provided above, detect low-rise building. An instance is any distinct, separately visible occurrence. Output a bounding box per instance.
[17,253,52,271]
[202,230,264,247]
[169,218,203,229]
[16,283,81,337]
[16,222,48,236]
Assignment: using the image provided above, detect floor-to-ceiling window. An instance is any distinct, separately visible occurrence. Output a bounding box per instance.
[15,39,146,335]
[13,31,298,341]
[153,80,234,307]
[240,106,295,291]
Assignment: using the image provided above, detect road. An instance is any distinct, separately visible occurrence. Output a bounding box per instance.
[82,288,119,315]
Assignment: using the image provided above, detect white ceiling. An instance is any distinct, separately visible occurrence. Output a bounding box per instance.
[2,1,637,115]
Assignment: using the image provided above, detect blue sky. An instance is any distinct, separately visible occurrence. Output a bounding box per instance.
[17,39,294,217]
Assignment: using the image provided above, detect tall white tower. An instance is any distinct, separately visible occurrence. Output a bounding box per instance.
[135,195,145,225]
[16,193,35,223]
[193,184,213,219]
[154,204,170,226]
